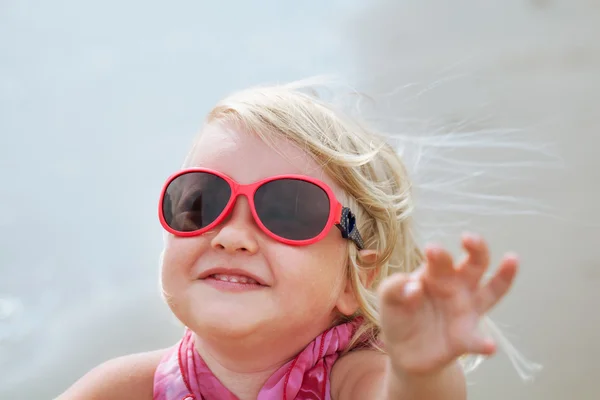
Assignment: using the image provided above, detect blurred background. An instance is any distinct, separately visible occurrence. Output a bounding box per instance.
[1,0,598,398]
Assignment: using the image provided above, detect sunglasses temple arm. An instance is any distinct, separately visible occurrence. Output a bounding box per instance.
[335,207,365,250]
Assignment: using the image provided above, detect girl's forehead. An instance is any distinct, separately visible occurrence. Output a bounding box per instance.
[187,123,342,193]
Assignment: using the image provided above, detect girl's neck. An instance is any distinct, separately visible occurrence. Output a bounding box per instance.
[199,350,283,400]
[192,332,302,400]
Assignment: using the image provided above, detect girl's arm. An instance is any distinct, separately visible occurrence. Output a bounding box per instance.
[331,350,466,400]
[56,349,166,400]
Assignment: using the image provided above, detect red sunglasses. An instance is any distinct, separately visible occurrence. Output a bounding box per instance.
[158,168,364,249]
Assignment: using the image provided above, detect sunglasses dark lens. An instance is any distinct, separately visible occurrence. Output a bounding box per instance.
[254,179,330,241]
[162,172,231,232]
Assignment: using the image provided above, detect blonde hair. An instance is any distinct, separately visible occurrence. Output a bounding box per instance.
[186,79,423,353]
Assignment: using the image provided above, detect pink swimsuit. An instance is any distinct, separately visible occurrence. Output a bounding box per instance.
[153,321,358,400]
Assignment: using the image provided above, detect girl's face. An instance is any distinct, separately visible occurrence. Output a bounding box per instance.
[160,122,358,349]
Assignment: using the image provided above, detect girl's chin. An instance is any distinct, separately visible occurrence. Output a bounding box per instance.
[186,310,273,339]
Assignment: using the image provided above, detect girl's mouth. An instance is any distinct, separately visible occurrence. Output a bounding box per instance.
[207,273,261,285]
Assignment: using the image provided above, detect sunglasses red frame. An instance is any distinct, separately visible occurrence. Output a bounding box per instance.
[158,168,364,249]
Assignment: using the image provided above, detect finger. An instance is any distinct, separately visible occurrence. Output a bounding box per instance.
[424,245,456,278]
[379,273,425,312]
[475,254,519,314]
[457,233,490,288]
[463,334,497,356]
[422,245,457,297]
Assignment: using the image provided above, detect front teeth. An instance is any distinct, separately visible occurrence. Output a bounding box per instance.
[212,274,258,285]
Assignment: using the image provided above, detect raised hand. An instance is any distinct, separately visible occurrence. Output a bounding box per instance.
[378,233,518,376]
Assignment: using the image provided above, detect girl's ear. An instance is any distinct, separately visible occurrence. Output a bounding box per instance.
[358,249,378,287]
[335,277,360,317]
[335,249,380,317]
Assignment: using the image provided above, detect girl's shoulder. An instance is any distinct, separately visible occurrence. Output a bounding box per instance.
[330,349,387,400]
[55,348,169,400]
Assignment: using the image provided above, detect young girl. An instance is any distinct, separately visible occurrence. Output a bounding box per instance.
[58,80,523,400]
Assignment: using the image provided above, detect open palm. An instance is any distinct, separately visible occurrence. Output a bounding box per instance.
[378,233,518,375]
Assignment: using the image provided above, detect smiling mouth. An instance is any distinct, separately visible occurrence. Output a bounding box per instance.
[207,273,262,285]
[201,274,267,292]
[198,267,268,290]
